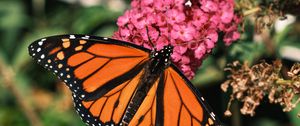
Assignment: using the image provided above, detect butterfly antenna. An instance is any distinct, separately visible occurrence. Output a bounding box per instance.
[166,21,172,46]
[145,26,155,49]
[155,26,161,42]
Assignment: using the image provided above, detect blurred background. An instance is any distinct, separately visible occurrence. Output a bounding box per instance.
[0,0,299,126]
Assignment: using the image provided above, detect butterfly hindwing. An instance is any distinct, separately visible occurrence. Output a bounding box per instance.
[155,65,222,126]
[73,70,146,125]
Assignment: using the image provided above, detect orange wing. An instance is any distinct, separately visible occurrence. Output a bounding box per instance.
[154,66,222,126]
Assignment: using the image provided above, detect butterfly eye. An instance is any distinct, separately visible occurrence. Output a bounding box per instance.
[150,51,156,58]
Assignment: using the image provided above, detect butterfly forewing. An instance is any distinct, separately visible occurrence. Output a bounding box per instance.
[28,35,149,97]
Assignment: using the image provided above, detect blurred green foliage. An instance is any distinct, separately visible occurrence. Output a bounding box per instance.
[0,0,124,126]
[0,0,299,126]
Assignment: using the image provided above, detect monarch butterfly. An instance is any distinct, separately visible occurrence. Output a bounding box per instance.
[28,34,222,126]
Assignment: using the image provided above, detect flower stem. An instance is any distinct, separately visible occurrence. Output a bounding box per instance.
[243,7,261,16]
[276,79,292,85]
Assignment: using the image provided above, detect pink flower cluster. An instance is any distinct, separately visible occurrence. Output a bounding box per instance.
[113,0,241,79]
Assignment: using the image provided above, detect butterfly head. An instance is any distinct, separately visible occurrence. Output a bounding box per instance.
[150,45,173,70]
[160,45,173,60]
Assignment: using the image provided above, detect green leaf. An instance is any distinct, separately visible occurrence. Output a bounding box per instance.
[288,103,300,126]
[192,56,224,86]
[0,106,29,126]
[275,25,300,61]
[42,109,84,126]
[248,118,281,126]
[274,25,293,47]
[0,1,27,29]
[227,41,265,64]
[94,25,118,37]
[71,6,122,34]
[0,1,28,59]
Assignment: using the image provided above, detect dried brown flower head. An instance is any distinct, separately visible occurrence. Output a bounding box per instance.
[222,60,300,117]
[236,0,300,33]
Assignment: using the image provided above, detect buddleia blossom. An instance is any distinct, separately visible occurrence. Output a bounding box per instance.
[113,0,241,79]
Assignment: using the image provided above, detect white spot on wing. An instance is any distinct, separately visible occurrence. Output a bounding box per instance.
[40,54,45,59]
[70,35,76,39]
[201,97,205,101]
[37,48,41,52]
[210,112,216,120]
[38,41,43,46]
[82,35,90,39]
[211,112,215,117]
